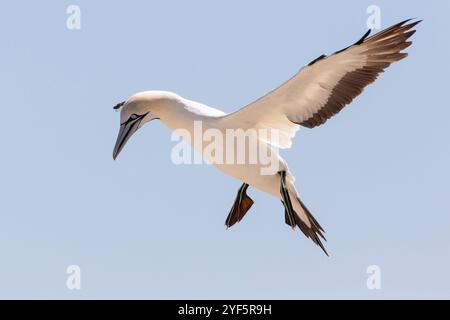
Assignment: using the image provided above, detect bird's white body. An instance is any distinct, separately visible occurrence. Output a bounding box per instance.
[142,92,295,207]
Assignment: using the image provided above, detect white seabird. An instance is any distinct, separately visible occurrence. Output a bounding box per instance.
[112,19,420,255]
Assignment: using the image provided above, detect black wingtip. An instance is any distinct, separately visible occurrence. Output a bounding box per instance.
[333,28,371,55]
[396,18,423,29]
[355,29,371,45]
[320,245,330,257]
[408,19,423,27]
[307,54,327,66]
[404,18,422,26]
[400,18,413,25]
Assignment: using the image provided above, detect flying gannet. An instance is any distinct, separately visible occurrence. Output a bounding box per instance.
[113,19,420,255]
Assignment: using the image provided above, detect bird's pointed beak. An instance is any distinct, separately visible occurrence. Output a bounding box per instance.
[112,117,143,160]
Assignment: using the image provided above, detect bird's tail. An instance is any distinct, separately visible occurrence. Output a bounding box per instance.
[287,195,328,255]
[280,171,328,255]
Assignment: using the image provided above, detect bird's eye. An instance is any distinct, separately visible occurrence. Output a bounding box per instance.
[130,114,139,120]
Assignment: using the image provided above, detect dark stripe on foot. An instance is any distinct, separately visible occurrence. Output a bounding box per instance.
[225,183,254,228]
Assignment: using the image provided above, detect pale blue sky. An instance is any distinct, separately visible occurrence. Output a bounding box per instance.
[0,1,449,299]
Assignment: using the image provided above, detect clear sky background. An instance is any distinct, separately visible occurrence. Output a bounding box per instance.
[0,1,449,299]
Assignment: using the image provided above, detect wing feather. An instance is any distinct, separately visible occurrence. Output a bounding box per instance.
[219,19,421,148]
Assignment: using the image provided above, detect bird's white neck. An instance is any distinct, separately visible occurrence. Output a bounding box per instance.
[149,94,226,133]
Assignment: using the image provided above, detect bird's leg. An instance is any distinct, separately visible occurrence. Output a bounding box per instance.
[225,183,254,228]
[279,171,296,229]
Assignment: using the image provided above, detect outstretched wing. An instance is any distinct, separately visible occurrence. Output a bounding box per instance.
[219,19,421,148]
